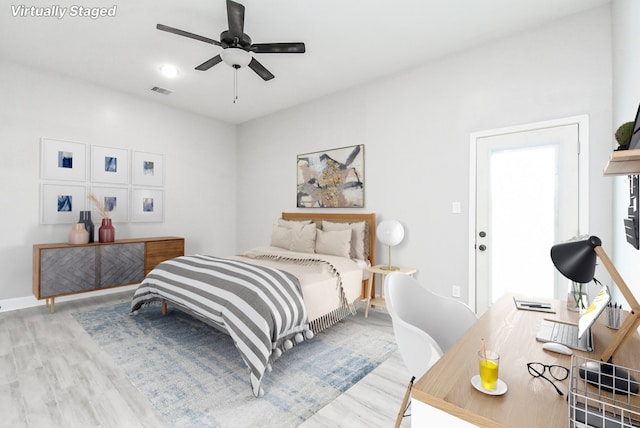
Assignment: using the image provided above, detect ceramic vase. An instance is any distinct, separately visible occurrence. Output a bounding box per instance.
[68,223,89,245]
[98,218,115,243]
[78,211,95,243]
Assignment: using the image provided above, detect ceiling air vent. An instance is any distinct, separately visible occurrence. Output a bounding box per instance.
[151,86,172,95]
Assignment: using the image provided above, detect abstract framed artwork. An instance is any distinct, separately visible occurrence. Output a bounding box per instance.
[296,144,365,208]
[41,183,87,224]
[41,137,88,182]
[130,188,164,222]
[90,186,129,223]
[132,151,164,187]
[91,146,129,184]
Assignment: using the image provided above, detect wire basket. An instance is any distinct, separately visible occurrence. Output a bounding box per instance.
[569,355,640,427]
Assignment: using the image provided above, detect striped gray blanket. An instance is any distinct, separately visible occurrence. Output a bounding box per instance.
[130,254,312,397]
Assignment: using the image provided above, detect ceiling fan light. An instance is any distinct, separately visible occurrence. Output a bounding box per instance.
[221,48,251,68]
[159,64,179,78]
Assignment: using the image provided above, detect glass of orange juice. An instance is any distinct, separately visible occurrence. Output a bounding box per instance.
[478,350,500,390]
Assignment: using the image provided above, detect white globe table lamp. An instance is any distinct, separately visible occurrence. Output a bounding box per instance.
[377,220,405,271]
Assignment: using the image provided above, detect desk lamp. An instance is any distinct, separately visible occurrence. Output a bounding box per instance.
[377,220,404,271]
[551,236,640,394]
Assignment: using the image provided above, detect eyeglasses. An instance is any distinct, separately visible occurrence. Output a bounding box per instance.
[527,362,569,396]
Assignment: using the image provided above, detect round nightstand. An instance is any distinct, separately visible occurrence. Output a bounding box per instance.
[365,264,417,317]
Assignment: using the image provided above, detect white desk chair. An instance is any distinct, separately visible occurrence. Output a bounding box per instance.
[384,272,478,428]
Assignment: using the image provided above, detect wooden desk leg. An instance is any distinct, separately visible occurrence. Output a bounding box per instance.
[365,271,375,318]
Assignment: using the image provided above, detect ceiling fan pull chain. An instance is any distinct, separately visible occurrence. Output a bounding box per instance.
[233,65,239,103]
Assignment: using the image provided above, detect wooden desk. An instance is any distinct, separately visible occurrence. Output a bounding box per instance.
[411,294,640,427]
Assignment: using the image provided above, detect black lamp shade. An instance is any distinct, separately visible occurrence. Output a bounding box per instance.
[550,236,601,283]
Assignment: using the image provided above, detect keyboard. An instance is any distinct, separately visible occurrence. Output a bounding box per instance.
[536,320,593,352]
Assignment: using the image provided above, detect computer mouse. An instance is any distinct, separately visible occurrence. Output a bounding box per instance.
[542,342,573,355]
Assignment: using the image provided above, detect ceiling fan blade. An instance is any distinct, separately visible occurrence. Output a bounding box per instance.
[248,58,274,81]
[156,24,222,47]
[226,0,245,38]
[195,55,223,71]
[250,43,306,54]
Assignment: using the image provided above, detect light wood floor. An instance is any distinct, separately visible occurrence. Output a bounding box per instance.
[1,291,412,428]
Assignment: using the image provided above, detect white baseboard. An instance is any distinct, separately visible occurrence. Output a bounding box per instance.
[0,284,138,313]
[0,295,40,312]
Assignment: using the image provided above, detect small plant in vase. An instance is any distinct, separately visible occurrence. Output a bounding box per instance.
[569,281,587,312]
[569,277,602,312]
[615,122,634,150]
[88,193,115,243]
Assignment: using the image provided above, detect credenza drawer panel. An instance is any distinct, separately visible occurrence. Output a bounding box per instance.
[145,238,184,273]
[40,247,97,298]
[99,243,144,287]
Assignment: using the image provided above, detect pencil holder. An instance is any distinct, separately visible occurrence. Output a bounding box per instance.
[606,305,622,329]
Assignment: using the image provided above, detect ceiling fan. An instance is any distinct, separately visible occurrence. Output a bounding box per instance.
[156,0,306,82]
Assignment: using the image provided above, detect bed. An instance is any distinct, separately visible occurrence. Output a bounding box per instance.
[130,212,376,397]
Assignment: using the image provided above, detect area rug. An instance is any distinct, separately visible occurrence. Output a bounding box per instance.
[74,302,396,428]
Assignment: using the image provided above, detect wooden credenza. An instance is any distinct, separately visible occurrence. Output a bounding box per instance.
[33,236,184,312]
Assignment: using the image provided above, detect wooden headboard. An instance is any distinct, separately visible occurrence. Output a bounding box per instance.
[281,212,376,266]
[281,212,376,298]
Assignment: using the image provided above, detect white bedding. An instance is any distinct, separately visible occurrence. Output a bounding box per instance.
[235,246,364,322]
[130,244,367,397]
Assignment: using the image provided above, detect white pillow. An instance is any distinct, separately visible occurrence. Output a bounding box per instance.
[270,226,292,249]
[289,223,317,253]
[322,220,366,260]
[315,228,351,258]
[278,219,313,229]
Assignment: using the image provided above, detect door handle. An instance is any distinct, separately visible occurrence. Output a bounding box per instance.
[478,244,487,251]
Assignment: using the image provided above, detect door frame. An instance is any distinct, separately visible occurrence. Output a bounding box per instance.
[467,115,590,312]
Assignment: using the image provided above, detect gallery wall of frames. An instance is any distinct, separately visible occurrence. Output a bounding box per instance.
[40,137,165,224]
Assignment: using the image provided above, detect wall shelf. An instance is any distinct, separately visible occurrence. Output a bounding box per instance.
[604,149,640,176]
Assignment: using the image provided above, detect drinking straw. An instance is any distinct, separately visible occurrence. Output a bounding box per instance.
[481,337,487,362]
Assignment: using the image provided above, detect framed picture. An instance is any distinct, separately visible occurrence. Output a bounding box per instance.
[91,146,129,184]
[90,186,129,223]
[297,144,365,208]
[41,137,88,181]
[41,183,87,224]
[131,188,164,222]
[132,151,164,187]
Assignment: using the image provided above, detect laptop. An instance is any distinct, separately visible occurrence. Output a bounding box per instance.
[536,285,611,352]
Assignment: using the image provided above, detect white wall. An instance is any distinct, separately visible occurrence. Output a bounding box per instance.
[0,5,618,310]
[0,60,237,302]
[236,6,613,303]
[612,0,640,305]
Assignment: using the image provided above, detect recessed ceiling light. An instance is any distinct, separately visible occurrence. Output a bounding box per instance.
[159,64,179,78]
